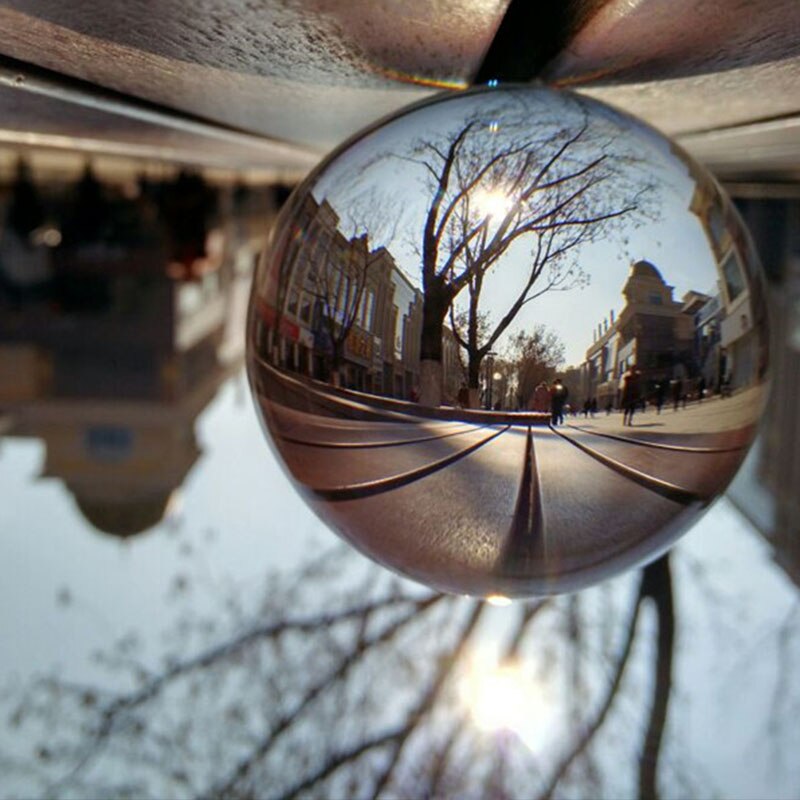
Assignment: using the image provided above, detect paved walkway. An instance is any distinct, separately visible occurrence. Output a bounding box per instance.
[252,363,760,597]
[566,385,766,437]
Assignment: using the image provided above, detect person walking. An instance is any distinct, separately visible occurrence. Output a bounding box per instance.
[654,381,666,414]
[620,364,641,426]
[671,377,683,411]
[531,381,551,414]
[697,375,706,403]
[550,379,569,426]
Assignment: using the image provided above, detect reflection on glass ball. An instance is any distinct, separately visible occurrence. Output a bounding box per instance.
[246,84,769,597]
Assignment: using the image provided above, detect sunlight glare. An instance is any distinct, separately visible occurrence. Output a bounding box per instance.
[460,657,550,751]
[473,188,514,220]
[486,594,512,607]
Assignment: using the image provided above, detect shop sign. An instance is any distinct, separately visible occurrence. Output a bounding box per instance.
[345,328,373,364]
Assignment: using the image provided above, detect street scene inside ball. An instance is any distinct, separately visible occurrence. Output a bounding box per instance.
[246,85,769,597]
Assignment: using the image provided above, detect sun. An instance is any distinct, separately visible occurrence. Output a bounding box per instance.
[459,656,552,750]
[473,187,515,220]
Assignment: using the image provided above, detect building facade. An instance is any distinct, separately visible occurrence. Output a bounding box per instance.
[582,260,697,407]
[255,193,470,401]
[689,174,766,392]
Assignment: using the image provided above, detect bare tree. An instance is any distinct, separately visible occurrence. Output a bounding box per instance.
[448,214,587,403]
[398,92,654,405]
[0,548,691,800]
[505,326,566,407]
[310,232,379,385]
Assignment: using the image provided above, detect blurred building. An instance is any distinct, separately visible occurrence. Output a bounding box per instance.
[727,191,800,588]
[0,157,272,537]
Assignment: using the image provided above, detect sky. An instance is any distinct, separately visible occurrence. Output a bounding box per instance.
[310,86,720,366]
[0,370,798,798]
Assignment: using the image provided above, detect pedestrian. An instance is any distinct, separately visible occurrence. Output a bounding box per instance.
[654,381,666,414]
[550,379,569,426]
[457,382,469,409]
[531,381,551,414]
[697,376,706,403]
[671,377,683,411]
[620,363,641,426]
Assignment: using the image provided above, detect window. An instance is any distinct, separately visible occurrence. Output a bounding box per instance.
[722,251,745,302]
[299,293,312,323]
[339,276,351,317]
[649,293,663,305]
[287,289,299,316]
[85,427,133,461]
[708,202,726,252]
[305,260,318,287]
[362,290,375,331]
[393,305,401,357]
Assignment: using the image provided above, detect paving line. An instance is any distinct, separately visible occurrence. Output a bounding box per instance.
[311,426,510,502]
[550,426,703,506]
[565,422,746,454]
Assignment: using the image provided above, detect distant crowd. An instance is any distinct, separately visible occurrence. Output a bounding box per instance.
[526,367,729,427]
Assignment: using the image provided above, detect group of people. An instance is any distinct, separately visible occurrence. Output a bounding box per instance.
[620,367,716,425]
[485,366,721,428]
[531,374,642,427]
[530,379,570,426]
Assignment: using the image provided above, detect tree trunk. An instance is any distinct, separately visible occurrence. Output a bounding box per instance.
[329,345,343,387]
[462,274,483,407]
[467,355,481,390]
[466,356,482,408]
[466,276,481,391]
[419,279,453,406]
[419,360,442,407]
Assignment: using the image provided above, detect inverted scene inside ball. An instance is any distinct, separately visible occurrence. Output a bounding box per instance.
[247,85,769,597]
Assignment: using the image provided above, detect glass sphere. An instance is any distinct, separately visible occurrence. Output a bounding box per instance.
[246,84,769,597]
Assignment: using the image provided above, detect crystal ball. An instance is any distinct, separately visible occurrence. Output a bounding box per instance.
[246,84,769,597]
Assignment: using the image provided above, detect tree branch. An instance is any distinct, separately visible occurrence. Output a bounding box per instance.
[536,575,648,800]
[639,556,675,800]
[204,594,450,799]
[367,601,486,800]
